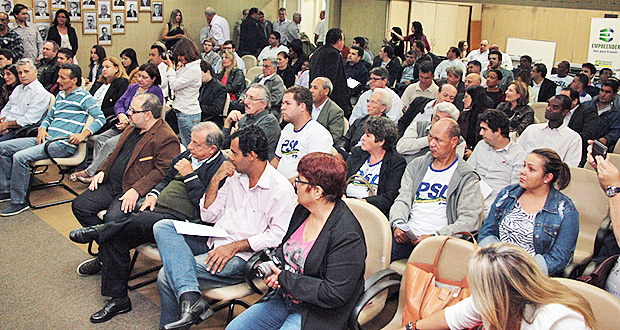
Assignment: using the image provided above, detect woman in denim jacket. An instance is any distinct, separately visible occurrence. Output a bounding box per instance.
[478,148,579,276]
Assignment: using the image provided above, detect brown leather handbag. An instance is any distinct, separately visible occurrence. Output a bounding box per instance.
[402,233,476,326]
[578,254,619,289]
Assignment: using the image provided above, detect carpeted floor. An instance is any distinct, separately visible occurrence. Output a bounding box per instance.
[0,206,161,329]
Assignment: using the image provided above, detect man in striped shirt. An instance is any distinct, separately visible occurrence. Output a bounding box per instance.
[0,63,105,216]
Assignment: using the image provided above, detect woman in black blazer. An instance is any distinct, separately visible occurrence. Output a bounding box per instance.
[89,56,129,130]
[227,153,366,330]
[47,9,79,55]
[346,116,406,216]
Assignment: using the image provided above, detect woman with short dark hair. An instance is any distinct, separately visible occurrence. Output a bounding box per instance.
[227,152,367,330]
[47,9,78,55]
[346,116,406,216]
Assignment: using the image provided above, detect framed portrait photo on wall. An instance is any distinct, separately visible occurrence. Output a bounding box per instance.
[125,0,137,21]
[98,23,111,45]
[97,0,110,22]
[83,11,97,34]
[112,11,124,34]
[151,1,162,22]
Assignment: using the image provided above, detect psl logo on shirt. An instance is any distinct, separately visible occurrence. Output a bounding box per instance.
[281,139,300,158]
[415,182,448,205]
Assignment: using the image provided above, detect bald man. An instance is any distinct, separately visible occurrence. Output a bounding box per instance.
[453,73,493,111]
[390,118,483,261]
[466,39,489,69]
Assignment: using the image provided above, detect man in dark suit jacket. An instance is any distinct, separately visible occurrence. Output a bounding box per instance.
[311,77,345,141]
[371,45,402,88]
[198,60,227,126]
[126,5,136,17]
[238,8,268,57]
[310,28,350,116]
[560,87,600,166]
[532,63,557,102]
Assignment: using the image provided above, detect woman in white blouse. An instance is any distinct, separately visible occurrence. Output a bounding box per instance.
[164,38,202,146]
[414,243,595,330]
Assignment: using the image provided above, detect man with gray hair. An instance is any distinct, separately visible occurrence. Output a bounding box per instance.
[0,58,52,142]
[223,83,280,160]
[69,121,225,323]
[336,87,391,154]
[288,13,301,41]
[396,102,466,163]
[349,67,403,123]
[390,118,483,261]
[310,77,345,140]
[241,58,285,119]
[200,7,230,49]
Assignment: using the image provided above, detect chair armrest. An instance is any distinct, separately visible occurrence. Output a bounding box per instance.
[594,215,612,258]
[364,269,398,290]
[43,136,71,166]
[13,124,40,138]
[563,256,593,279]
[348,279,401,330]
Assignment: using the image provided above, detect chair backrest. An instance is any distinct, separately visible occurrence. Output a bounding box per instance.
[245,66,263,82]
[561,167,609,264]
[343,117,350,136]
[385,236,476,329]
[586,153,620,173]
[531,102,548,123]
[245,78,252,89]
[241,55,258,69]
[614,139,620,154]
[554,278,620,330]
[222,93,231,117]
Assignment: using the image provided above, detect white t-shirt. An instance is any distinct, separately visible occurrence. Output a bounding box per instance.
[92,83,111,107]
[275,119,333,179]
[408,159,458,236]
[445,297,590,330]
[346,157,382,198]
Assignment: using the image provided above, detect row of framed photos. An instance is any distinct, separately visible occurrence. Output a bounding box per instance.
[0,0,164,46]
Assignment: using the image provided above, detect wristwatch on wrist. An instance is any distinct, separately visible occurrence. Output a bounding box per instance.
[606,186,620,197]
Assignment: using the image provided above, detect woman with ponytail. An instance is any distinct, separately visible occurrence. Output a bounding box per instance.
[477,148,579,276]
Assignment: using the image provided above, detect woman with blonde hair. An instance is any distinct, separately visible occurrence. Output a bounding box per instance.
[415,243,595,330]
[496,80,534,135]
[89,56,129,120]
[216,49,246,102]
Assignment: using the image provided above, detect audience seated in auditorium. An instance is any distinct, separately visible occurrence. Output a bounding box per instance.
[243,58,286,119]
[272,86,333,183]
[468,109,526,215]
[512,54,532,78]
[350,67,402,123]
[458,85,493,153]
[0,59,51,142]
[548,60,573,94]
[89,56,129,124]
[217,49,246,105]
[227,152,365,330]
[221,40,245,73]
[0,64,105,216]
[397,102,465,163]
[571,73,593,104]
[222,83,280,161]
[415,243,594,329]
[0,64,18,110]
[517,95,582,167]
[454,73,487,111]
[479,148,578,276]
[310,77,345,141]
[390,118,483,261]
[398,83,457,136]
[257,31,288,63]
[441,66,465,94]
[585,79,620,149]
[346,116,405,216]
[559,87,599,167]
[485,69,504,108]
[69,122,224,324]
[275,51,295,88]
[596,67,614,89]
[401,61,438,112]
[395,50,417,95]
[466,39,489,69]
[336,88,391,155]
[287,39,308,74]
[496,81,534,136]
[466,60,486,86]
[148,42,171,100]
[155,126,296,329]
[119,48,139,85]
[352,36,373,67]
[482,49,513,92]
[371,44,401,87]
[581,62,600,98]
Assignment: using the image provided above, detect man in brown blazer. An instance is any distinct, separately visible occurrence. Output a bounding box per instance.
[71,92,179,229]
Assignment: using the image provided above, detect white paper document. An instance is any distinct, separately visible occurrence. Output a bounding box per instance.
[479,179,493,200]
[347,77,361,89]
[171,220,229,238]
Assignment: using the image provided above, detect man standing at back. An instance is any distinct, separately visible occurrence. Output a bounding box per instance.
[273,7,291,46]
[238,7,267,57]
[200,7,229,50]
[310,28,350,116]
[10,4,43,61]
[272,86,333,183]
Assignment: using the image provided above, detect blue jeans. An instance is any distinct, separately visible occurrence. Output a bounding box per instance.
[0,130,16,142]
[226,291,302,330]
[0,137,74,204]
[153,220,246,327]
[175,112,200,147]
[391,234,415,262]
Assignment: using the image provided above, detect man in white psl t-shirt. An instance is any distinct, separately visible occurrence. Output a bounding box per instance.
[389,118,483,261]
[271,86,333,183]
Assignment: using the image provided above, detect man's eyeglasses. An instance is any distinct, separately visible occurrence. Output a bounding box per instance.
[369,77,384,81]
[128,107,148,114]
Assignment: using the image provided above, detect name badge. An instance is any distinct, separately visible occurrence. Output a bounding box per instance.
[139,156,153,162]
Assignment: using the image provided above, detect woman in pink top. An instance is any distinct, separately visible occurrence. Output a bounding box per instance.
[227,152,367,330]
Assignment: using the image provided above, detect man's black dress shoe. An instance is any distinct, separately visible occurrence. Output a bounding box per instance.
[163,297,213,330]
[69,225,102,244]
[90,297,132,323]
